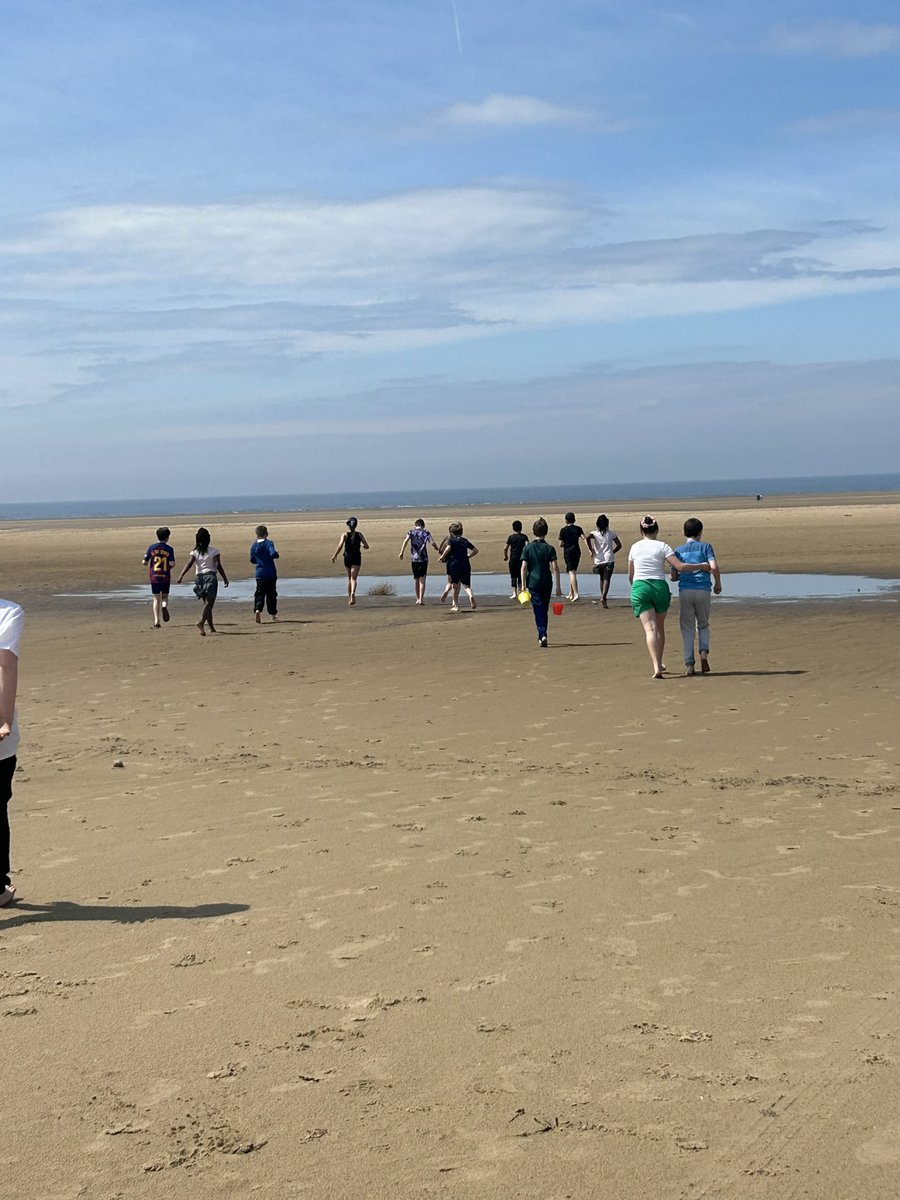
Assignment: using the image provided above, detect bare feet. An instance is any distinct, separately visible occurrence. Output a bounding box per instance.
[0,884,18,907]
[197,621,206,637]
[685,665,696,677]
[349,597,356,606]
[255,610,261,623]
[700,656,711,673]
[601,598,608,609]
[153,623,161,629]
[450,604,459,613]
[161,607,170,623]
[653,671,663,679]
[470,597,477,610]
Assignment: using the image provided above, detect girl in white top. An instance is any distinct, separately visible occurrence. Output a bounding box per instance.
[586,514,622,609]
[176,527,229,636]
[627,516,710,679]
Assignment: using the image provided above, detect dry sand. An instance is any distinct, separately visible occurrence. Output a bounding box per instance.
[2,493,899,1198]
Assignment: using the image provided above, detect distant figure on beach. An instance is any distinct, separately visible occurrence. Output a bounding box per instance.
[0,597,23,907]
[627,516,710,679]
[142,526,175,628]
[332,517,369,606]
[521,518,562,648]
[398,518,438,605]
[558,512,587,602]
[440,522,478,612]
[671,517,721,675]
[586,515,622,609]
[250,524,279,623]
[176,527,229,636]
[504,520,529,599]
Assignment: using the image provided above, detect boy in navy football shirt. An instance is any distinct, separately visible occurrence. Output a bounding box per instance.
[142,527,175,628]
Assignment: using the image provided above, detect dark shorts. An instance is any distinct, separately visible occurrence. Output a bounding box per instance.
[592,562,615,580]
[564,549,581,571]
[150,580,170,595]
[448,561,471,587]
[509,559,522,585]
[343,555,362,570]
[411,560,428,579]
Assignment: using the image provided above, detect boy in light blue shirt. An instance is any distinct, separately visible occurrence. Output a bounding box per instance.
[250,524,279,623]
[672,517,722,675]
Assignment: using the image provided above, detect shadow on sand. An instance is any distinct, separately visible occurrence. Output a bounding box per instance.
[0,900,249,931]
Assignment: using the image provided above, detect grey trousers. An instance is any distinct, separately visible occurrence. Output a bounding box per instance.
[679,591,711,665]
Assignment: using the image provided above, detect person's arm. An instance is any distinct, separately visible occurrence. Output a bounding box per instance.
[503,542,510,561]
[216,554,229,587]
[520,561,528,590]
[612,536,622,554]
[467,542,478,558]
[0,649,18,742]
[628,558,635,584]
[176,553,193,585]
[709,556,722,594]
[331,534,346,563]
[666,554,710,573]
[398,534,410,560]
[271,543,279,560]
[360,534,370,550]
[250,545,258,565]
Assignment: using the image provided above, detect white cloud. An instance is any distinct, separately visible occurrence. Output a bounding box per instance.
[439,93,595,128]
[0,187,586,288]
[768,20,900,58]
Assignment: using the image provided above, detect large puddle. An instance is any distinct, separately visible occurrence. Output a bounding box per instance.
[58,572,900,603]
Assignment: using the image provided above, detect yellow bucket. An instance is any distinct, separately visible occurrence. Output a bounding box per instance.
[518,589,531,604]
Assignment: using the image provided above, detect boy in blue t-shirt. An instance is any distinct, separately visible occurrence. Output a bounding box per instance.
[250,524,280,623]
[671,517,722,675]
[142,527,175,629]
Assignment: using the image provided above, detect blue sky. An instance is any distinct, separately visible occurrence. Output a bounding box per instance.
[1,0,898,500]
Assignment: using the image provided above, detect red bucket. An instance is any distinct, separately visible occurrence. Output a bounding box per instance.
[552,601,565,616]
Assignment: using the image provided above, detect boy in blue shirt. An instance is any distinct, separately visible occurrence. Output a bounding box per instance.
[672,517,722,675]
[250,524,279,623]
[142,527,175,629]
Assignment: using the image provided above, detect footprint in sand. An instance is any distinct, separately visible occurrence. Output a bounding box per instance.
[328,933,397,967]
[856,1124,900,1164]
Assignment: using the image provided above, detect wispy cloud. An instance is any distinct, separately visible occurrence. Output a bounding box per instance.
[768,20,900,58]
[783,108,900,136]
[439,93,597,129]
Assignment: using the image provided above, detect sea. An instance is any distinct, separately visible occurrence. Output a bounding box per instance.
[1,474,898,522]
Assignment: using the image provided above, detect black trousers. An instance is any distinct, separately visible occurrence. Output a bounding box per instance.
[254,578,278,615]
[0,755,15,889]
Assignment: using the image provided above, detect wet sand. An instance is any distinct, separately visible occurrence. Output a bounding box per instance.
[2,492,899,1198]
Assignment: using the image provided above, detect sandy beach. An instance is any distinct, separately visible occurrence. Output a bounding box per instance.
[2,492,899,1199]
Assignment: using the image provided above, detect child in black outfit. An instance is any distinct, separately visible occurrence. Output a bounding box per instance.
[504,520,529,599]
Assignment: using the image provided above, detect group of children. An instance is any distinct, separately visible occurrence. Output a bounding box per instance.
[142,511,722,677]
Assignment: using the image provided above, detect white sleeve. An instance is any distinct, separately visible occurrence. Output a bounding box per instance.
[661,543,674,557]
[0,603,24,657]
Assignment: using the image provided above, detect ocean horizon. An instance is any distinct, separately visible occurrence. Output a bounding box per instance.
[1,473,898,523]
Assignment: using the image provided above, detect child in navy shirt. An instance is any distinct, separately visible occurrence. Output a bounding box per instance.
[142,527,175,629]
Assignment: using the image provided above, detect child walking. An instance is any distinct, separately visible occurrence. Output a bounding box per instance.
[176,527,229,636]
[399,518,439,604]
[586,515,622,608]
[142,526,175,628]
[520,518,562,648]
[558,512,588,602]
[504,520,529,599]
[440,522,478,612]
[671,517,722,675]
[250,524,279,623]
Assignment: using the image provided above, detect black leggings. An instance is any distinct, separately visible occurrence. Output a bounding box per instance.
[0,755,15,888]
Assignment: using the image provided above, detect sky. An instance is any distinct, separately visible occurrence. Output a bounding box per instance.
[1,0,898,500]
